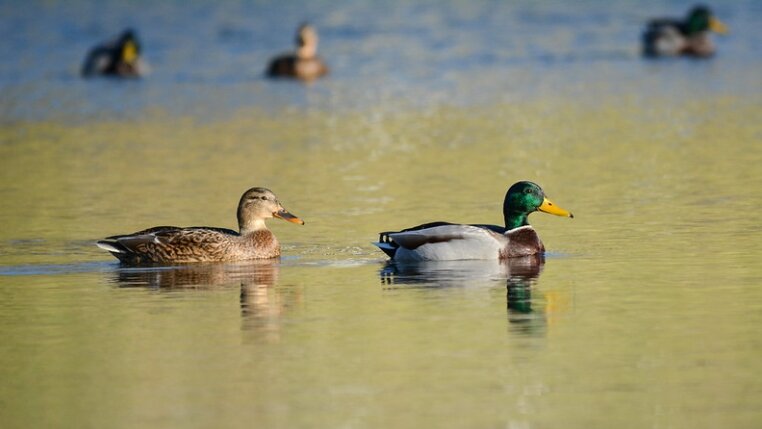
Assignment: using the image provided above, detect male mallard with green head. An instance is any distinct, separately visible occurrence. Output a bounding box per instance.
[374,181,573,261]
[642,5,728,58]
[266,23,329,81]
[82,29,148,78]
[97,187,304,264]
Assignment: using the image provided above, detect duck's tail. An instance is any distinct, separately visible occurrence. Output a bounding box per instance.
[373,241,397,258]
[96,240,126,254]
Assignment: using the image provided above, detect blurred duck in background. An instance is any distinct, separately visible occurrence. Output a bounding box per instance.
[267,23,328,81]
[642,5,728,58]
[81,29,148,78]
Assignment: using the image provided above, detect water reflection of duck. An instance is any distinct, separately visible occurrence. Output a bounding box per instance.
[380,255,544,287]
[503,256,545,333]
[81,29,148,78]
[642,5,728,58]
[238,262,297,340]
[266,23,329,81]
[108,260,289,340]
[97,187,304,264]
[111,259,279,289]
[374,181,573,261]
[381,255,552,334]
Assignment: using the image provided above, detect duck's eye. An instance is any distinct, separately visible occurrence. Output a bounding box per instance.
[524,188,532,194]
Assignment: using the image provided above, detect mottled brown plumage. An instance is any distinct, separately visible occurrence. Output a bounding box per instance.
[97,187,304,264]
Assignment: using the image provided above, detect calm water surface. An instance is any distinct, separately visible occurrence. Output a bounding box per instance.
[1,1,761,428]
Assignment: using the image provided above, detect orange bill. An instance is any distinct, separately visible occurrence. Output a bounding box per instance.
[273,209,304,225]
[274,209,305,225]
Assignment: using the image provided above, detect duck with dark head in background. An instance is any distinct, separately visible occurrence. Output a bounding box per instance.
[97,187,304,264]
[82,29,148,78]
[374,181,573,261]
[266,23,329,81]
[642,5,728,58]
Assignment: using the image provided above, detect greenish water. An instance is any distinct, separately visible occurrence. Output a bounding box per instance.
[2,0,762,428]
[2,99,761,428]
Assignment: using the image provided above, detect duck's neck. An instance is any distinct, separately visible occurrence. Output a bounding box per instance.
[239,218,268,235]
[504,212,529,230]
[297,43,317,59]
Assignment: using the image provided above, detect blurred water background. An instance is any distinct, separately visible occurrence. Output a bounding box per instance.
[1,0,761,428]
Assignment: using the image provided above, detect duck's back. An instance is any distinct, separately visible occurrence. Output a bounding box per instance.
[642,19,687,57]
[387,225,508,261]
[82,44,117,76]
[377,224,545,261]
[267,55,297,77]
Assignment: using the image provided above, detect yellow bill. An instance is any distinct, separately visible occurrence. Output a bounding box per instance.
[122,41,138,64]
[710,17,728,34]
[538,197,574,218]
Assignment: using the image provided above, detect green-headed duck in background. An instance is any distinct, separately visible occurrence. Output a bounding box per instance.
[82,29,148,78]
[642,5,728,58]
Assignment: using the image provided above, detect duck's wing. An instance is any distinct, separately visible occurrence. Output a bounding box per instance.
[378,221,454,242]
[104,226,182,240]
[104,226,237,240]
[97,226,239,263]
[266,54,297,77]
[375,222,455,258]
[81,46,115,76]
[97,226,180,254]
[375,222,506,259]
[642,18,687,56]
[378,224,507,261]
[81,33,127,77]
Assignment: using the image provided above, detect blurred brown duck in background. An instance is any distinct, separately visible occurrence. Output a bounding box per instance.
[642,5,728,58]
[81,29,148,77]
[266,23,329,81]
[97,187,304,264]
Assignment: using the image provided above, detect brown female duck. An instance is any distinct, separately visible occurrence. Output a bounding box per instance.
[97,187,304,264]
[266,23,329,81]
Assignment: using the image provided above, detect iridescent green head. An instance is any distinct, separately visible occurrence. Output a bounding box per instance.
[685,5,727,35]
[503,181,573,230]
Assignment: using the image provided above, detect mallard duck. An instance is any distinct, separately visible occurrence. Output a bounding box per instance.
[374,181,573,261]
[82,29,148,78]
[642,5,728,57]
[97,187,304,264]
[266,23,329,81]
